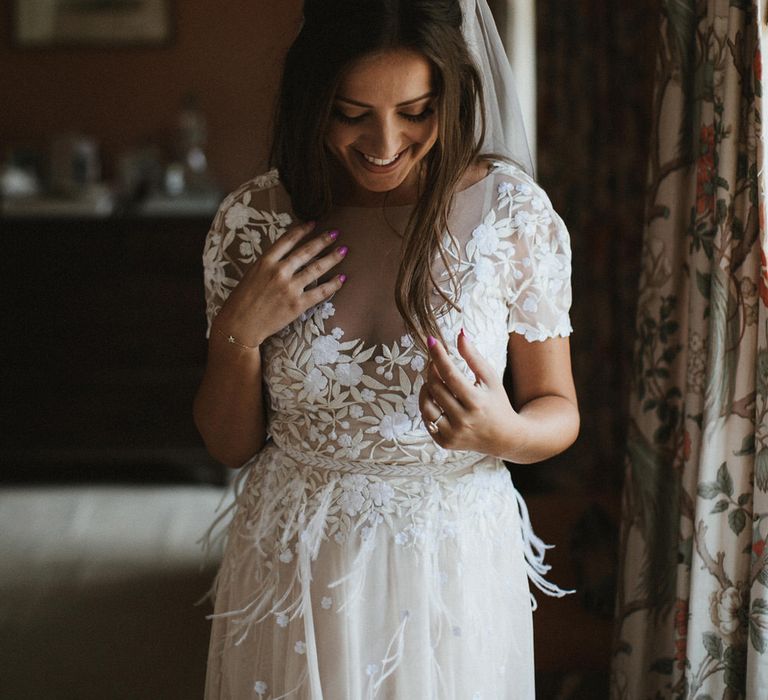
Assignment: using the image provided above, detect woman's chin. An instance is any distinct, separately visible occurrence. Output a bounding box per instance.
[357,176,406,194]
[351,163,422,197]
[329,147,430,203]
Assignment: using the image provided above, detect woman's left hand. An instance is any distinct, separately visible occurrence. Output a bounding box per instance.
[418,329,525,457]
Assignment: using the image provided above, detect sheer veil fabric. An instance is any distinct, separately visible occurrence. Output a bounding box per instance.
[461,0,535,177]
[201,3,572,699]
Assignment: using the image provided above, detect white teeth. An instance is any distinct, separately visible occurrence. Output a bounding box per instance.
[362,151,402,166]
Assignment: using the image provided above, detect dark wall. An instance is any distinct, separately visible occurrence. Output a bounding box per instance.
[0,0,302,191]
[537,0,660,490]
[523,1,660,695]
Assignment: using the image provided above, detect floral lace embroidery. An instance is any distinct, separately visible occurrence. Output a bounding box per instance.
[202,161,573,468]
[263,300,453,464]
[220,447,511,555]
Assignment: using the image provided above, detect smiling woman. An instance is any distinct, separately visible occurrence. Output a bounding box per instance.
[324,50,439,203]
[194,1,579,698]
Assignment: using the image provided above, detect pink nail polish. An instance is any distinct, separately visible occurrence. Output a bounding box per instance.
[328,229,340,241]
[338,273,347,283]
[337,245,349,256]
[427,336,437,348]
[460,327,470,339]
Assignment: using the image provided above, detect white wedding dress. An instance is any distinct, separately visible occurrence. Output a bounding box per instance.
[201,160,573,699]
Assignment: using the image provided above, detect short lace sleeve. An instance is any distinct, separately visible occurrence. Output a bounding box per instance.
[202,169,293,337]
[493,165,573,342]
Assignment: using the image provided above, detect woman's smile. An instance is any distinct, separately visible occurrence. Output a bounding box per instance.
[356,146,408,171]
[324,49,439,205]
[359,148,405,166]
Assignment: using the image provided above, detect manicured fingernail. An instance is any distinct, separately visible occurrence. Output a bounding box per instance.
[337,245,349,256]
[460,327,470,339]
[338,273,347,283]
[328,229,339,241]
[427,336,437,348]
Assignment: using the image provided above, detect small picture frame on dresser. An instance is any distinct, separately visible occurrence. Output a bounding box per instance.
[12,0,173,48]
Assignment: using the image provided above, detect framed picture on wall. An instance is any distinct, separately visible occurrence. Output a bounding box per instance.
[13,0,172,47]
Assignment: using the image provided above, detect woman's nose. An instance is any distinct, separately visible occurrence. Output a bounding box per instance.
[365,116,402,158]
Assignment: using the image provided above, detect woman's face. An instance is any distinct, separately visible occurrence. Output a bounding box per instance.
[325,49,439,203]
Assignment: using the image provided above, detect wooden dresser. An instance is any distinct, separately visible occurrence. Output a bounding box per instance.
[0,213,223,484]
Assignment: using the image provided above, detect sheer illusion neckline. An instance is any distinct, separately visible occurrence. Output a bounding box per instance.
[332,161,495,211]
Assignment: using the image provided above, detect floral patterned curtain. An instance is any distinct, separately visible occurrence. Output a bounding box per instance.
[611,0,768,697]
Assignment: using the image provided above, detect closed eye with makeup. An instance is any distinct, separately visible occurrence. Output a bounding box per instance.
[331,100,436,126]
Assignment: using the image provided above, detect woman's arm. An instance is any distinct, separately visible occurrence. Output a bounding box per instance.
[419,329,579,463]
[194,221,348,469]
[501,332,579,463]
[193,330,267,470]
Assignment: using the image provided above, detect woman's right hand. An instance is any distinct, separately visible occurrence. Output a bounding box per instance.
[211,221,348,347]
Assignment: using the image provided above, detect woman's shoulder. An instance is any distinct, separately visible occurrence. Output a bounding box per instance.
[211,168,294,233]
[228,167,281,191]
[219,168,288,209]
[484,158,545,195]
[462,159,571,257]
[459,157,551,206]
[483,159,565,224]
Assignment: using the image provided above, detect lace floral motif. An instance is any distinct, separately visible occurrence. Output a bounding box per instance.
[264,301,449,464]
[233,446,514,553]
[202,160,573,470]
[203,173,288,333]
[439,161,573,344]
[493,164,573,341]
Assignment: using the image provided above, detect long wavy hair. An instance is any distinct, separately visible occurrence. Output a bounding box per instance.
[270,0,486,348]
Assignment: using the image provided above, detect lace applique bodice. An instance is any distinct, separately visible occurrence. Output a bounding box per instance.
[202,161,572,468]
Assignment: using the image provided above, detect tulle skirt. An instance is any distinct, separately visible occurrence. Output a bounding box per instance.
[202,443,560,699]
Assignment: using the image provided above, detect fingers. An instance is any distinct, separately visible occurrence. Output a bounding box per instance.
[265,220,348,315]
[294,243,348,289]
[419,387,451,433]
[419,392,444,423]
[456,328,494,388]
[424,363,463,420]
[270,223,347,290]
[260,221,347,295]
[419,380,451,422]
[288,228,343,275]
[426,336,476,407]
[302,273,347,308]
[264,220,318,262]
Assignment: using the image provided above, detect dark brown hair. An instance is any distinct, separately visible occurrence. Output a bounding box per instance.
[270,0,486,348]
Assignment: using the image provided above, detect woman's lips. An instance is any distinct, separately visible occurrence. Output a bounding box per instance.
[355,147,408,173]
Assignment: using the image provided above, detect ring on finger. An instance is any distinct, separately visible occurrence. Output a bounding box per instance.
[427,410,446,435]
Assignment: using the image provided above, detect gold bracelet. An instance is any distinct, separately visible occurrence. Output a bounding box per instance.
[213,326,260,350]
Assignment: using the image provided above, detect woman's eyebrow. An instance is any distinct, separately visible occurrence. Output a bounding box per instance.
[334,92,434,108]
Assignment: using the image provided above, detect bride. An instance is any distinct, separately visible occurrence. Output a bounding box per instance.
[194,0,579,697]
